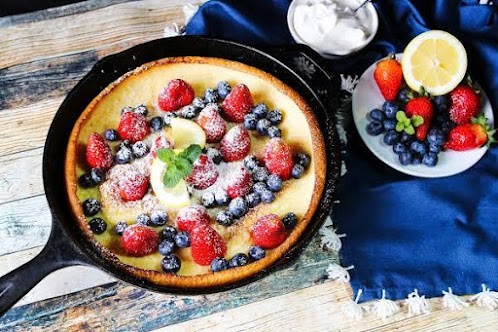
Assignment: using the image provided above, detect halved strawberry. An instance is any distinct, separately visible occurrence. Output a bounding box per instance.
[117,112,150,143]
[190,224,227,266]
[226,166,252,199]
[176,205,211,232]
[86,133,113,170]
[185,154,219,189]
[121,224,160,256]
[263,138,293,180]
[221,84,254,122]
[220,125,251,162]
[119,172,149,201]
[158,79,195,112]
[250,214,287,249]
[197,105,226,143]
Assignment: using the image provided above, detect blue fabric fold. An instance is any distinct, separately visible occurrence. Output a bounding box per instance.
[186,0,498,301]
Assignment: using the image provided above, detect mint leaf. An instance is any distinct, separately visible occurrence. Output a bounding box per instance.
[178,144,202,163]
[157,148,175,164]
[396,111,406,122]
[404,125,415,135]
[395,122,405,132]
[412,115,424,127]
[176,157,193,178]
[163,163,183,188]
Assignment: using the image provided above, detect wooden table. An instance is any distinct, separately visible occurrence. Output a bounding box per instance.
[0,1,496,330]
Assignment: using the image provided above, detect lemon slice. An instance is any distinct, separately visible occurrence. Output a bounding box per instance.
[166,118,206,150]
[401,30,467,96]
[150,158,190,210]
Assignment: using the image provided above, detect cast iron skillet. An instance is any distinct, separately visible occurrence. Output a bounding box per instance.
[0,36,341,316]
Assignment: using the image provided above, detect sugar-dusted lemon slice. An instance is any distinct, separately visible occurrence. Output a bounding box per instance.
[166,118,206,150]
[150,157,190,210]
[401,30,467,96]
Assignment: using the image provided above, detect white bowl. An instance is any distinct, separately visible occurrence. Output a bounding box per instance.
[352,53,494,178]
[287,0,379,59]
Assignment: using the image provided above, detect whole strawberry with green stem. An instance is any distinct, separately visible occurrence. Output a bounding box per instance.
[374,53,403,101]
[404,89,434,141]
[444,114,496,151]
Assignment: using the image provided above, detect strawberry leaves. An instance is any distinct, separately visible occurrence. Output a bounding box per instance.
[396,111,424,135]
[157,144,202,187]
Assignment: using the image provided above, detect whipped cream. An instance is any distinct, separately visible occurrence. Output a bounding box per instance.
[292,0,373,55]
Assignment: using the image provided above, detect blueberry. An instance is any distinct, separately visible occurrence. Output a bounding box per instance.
[383,130,400,146]
[393,142,407,155]
[256,119,271,136]
[243,155,259,171]
[215,189,230,206]
[206,148,223,164]
[382,101,399,118]
[78,173,95,188]
[162,226,177,241]
[158,239,175,256]
[230,253,249,268]
[400,132,415,144]
[397,88,413,103]
[252,166,269,182]
[216,210,235,226]
[245,192,261,208]
[150,210,168,226]
[119,139,131,150]
[115,221,127,235]
[174,232,191,248]
[150,116,165,132]
[136,213,151,226]
[163,112,177,126]
[267,174,283,192]
[366,121,384,136]
[82,198,101,216]
[422,153,438,167]
[410,141,427,155]
[291,164,305,179]
[295,153,311,169]
[252,103,269,119]
[427,128,445,147]
[217,81,231,99]
[89,218,107,234]
[132,141,149,158]
[134,104,148,116]
[88,168,105,185]
[104,129,119,141]
[211,257,230,272]
[248,245,266,261]
[229,197,248,218]
[161,254,181,273]
[282,212,298,229]
[383,119,397,131]
[260,189,275,203]
[204,88,219,103]
[429,143,441,153]
[268,110,283,125]
[121,106,133,115]
[433,95,449,112]
[413,156,422,165]
[399,152,414,165]
[441,121,454,134]
[253,182,268,194]
[115,147,133,164]
[201,192,216,208]
[268,126,281,138]
[369,109,385,122]
[192,97,207,110]
[244,113,258,130]
[179,105,197,119]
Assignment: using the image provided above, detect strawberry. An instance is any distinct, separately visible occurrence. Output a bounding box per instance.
[226,166,253,199]
[185,154,218,189]
[150,135,171,158]
[117,112,150,143]
[221,84,254,122]
[197,105,226,143]
[176,205,211,232]
[121,224,160,256]
[119,172,149,201]
[250,214,287,249]
[190,224,227,266]
[220,125,251,162]
[374,54,403,101]
[263,138,293,180]
[86,133,113,170]
[404,97,434,141]
[449,85,481,124]
[444,115,495,151]
[158,79,195,112]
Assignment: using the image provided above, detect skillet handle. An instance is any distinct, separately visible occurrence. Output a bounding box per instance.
[0,217,91,317]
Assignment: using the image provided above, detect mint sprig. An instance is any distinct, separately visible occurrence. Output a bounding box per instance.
[395,111,424,135]
[157,144,202,188]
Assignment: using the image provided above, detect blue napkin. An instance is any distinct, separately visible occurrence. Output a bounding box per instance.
[186,0,498,301]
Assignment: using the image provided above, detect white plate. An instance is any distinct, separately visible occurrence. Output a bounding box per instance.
[352,53,494,178]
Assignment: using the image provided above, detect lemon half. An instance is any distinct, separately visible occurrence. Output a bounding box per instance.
[150,158,190,210]
[402,30,467,96]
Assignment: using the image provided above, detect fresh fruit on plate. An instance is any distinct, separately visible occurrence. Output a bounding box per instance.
[373,54,403,101]
[404,94,434,141]
[444,115,495,151]
[401,30,467,96]
[449,84,481,124]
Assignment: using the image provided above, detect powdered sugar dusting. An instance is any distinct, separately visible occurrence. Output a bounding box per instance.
[220,125,251,161]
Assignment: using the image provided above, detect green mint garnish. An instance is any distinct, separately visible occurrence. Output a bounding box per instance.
[395,111,424,135]
[157,144,202,188]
